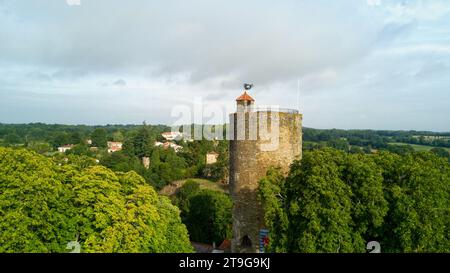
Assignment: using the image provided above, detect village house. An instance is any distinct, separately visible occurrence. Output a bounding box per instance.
[161,131,183,141]
[58,144,74,153]
[154,141,183,153]
[166,142,183,152]
[206,152,219,164]
[107,141,123,153]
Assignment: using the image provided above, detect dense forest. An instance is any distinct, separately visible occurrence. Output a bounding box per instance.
[303,127,450,154]
[0,123,449,252]
[259,148,450,253]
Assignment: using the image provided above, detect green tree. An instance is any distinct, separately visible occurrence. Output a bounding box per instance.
[91,128,108,148]
[66,143,93,157]
[3,133,22,145]
[27,141,53,154]
[376,152,450,252]
[112,130,125,142]
[344,154,388,240]
[349,146,364,154]
[281,149,361,252]
[0,147,75,252]
[50,132,70,148]
[101,151,143,173]
[69,131,83,145]
[54,154,98,170]
[259,148,450,253]
[69,166,193,252]
[185,189,232,244]
[174,180,201,218]
[133,123,155,158]
[430,147,450,160]
[258,168,289,252]
[0,147,193,253]
[384,144,414,155]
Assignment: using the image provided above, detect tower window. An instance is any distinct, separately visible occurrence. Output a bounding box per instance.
[241,235,252,248]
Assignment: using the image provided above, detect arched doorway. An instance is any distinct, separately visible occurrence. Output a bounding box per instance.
[241,235,252,249]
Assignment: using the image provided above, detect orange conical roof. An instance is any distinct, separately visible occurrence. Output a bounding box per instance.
[236,91,255,102]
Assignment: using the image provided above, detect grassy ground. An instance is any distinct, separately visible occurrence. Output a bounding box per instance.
[159,178,228,196]
[389,142,450,152]
[304,140,450,153]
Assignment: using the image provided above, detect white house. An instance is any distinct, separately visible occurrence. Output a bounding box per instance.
[206,152,219,164]
[58,144,74,153]
[154,141,183,153]
[161,131,183,141]
[167,142,183,153]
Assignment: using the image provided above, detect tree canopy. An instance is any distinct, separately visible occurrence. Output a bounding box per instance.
[259,148,450,253]
[172,180,233,245]
[0,147,193,253]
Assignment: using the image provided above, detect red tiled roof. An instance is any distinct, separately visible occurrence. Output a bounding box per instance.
[236,91,255,102]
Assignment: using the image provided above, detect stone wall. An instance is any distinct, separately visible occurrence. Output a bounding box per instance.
[229,111,302,253]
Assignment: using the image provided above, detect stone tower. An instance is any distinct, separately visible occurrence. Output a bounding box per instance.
[229,89,302,253]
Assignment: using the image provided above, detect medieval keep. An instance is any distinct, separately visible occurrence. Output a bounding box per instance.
[229,88,302,253]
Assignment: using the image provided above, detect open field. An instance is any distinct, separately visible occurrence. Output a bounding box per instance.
[159,178,228,196]
[412,135,450,140]
[389,142,450,152]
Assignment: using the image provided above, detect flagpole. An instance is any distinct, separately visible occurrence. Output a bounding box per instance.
[297,78,300,112]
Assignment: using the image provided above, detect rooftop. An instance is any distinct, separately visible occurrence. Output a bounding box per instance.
[236,91,255,102]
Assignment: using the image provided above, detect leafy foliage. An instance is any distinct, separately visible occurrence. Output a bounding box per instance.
[0,147,75,252]
[173,179,201,216]
[0,147,193,253]
[259,148,450,253]
[172,180,232,245]
[90,128,108,148]
[185,189,233,245]
[303,127,450,150]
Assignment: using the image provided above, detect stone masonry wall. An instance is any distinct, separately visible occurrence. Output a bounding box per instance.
[229,111,302,253]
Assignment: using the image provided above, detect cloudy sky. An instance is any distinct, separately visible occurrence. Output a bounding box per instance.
[0,0,449,131]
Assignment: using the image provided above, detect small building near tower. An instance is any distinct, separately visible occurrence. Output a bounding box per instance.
[206,152,219,164]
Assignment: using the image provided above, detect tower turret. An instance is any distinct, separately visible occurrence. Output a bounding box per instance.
[236,91,255,112]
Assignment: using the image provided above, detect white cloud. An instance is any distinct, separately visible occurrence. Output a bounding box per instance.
[367,0,381,6]
[0,0,449,130]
